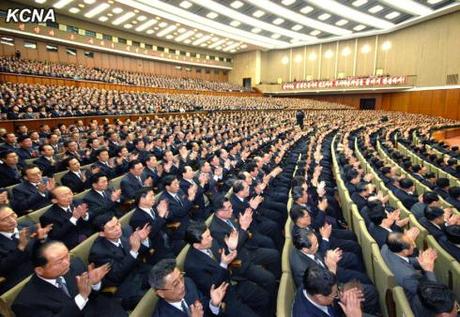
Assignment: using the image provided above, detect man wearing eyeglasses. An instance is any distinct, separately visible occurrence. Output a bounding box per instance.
[149,259,227,317]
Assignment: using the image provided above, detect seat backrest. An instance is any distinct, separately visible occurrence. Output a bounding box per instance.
[276,272,295,317]
[129,289,159,317]
[408,215,427,250]
[281,238,292,273]
[372,243,396,317]
[426,235,456,293]
[69,233,99,265]
[24,205,51,223]
[110,175,124,190]
[176,244,190,271]
[0,275,32,317]
[393,286,414,317]
[54,170,67,186]
[358,220,376,280]
[284,218,293,239]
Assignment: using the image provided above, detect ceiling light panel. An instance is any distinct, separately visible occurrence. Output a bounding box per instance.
[335,19,348,26]
[84,0,95,4]
[272,18,284,25]
[385,11,401,19]
[98,16,108,21]
[378,0,432,15]
[306,0,394,29]
[318,13,331,21]
[291,24,303,31]
[53,0,74,9]
[35,0,47,3]
[251,27,261,33]
[135,19,157,31]
[175,30,195,41]
[271,33,281,39]
[84,3,110,18]
[300,6,314,14]
[281,0,296,5]
[352,0,367,7]
[252,10,265,18]
[193,35,212,46]
[230,20,241,27]
[112,12,136,25]
[69,7,80,13]
[368,5,384,13]
[157,25,177,37]
[310,30,321,36]
[112,7,123,14]
[230,1,243,9]
[206,12,218,19]
[179,1,192,9]
[353,24,366,31]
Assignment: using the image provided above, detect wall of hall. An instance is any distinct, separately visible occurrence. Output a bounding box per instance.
[230,11,460,87]
[0,36,228,82]
[228,51,260,87]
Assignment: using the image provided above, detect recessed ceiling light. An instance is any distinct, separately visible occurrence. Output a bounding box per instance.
[207,12,218,19]
[200,43,208,47]
[166,35,174,39]
[253,10,265,18]
[251,27,261,33]
[154,27,159,30]
[98,16,108,21]
[157,25,177,37]
[83,0,95,4]
[132,20,138,24]
[146,29,154,34]
[353,24,366,31]
[281,0,296,5]
[318,13,331,21]
[179,1,192,9]
[195,33,203,37]
[78,4,84,8]
[272,18,284,25]
[107,13,113,16]
[310,30,321,36]
[112,7,123,14]
[137,15,147,21]
[69,7,79,13]
[178,28,186,33]
[291,24,303,31]
[112,12,135,25]
[216,46,222,50]
[271,33,281,39]
[184,39,191,44]
[368,5,384,13]
[230,49,237,53]
[176,30,195,41]
[53,0,73,9]
[352,0,367,7]
[211,37,219,42]
[35,0,47,3]
[300,6,314,14]
[427,0,443,3]
[240,44,247,48]
[159,22,168,27]
[124,24,132,29]
[335,19,348,26]
[230,20,241,27]
[230,1,243,9]
[84,3,110,18]
[385,11,400,19]
[136,19,157,32]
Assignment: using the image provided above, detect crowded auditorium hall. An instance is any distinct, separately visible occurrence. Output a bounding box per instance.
[0,0,459,316]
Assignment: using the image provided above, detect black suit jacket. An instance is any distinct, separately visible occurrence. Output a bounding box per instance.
[34,156,57,177]
[83,189,120,220]
[292,287,341,317]
[40,204,94,249]
[93,161,116,179]
[152,277,217,317]
[0,163,21,188]
[61,171,90,193]
[289,248,326,288]
[394,189,418,210]
[419,218,446,240]
[12,182,51,215]
[120,173,145,200]
[159,191,192,241]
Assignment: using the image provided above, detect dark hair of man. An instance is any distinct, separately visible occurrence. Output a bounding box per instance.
[22,164,40,177]
[163,175,177,188]
[291,176,306,189]
[346,170,359,182]
[386,232,410,253]
[422,192,439,204]
[0,149,15,159]
[424,207,444,221]
[128,159,142,171]
[289,205,308,223]
[292,186,305,202]
[38,144,51,153]
[134,187,154,206]
[292,229,314,250]
[380,166,391,175]
[448,186,460,199]
[412,164,421,173]
[232,180,245,194]
[185,221,207,245]
[445,225,460,245]
[95,148,109,158]
[90,172,107,185]
[148,259,177,289]
[368,204,386,226]
[425,172,436,180]
[236,172,246,181]
[246,162,258,174]
[356,182,368,194]
[417,280,456,314]
[399,178,414,189]
[302,266,337,296]
[32,240,64,268]
[62,157,78,169]
[93,213,114,232]
[436,178,450,189]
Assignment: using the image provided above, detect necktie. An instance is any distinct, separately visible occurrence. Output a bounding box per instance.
[226,219,236,230]
[137,176,143,185]
[175,195,183,206]
[56,277,71,297]
[327,306,336,317]
[206,249,216,261]
[314,255,325,268]
[149,208,156,220]
[180,299,190,315]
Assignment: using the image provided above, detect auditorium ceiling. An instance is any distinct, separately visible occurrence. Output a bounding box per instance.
[12,0,460,52]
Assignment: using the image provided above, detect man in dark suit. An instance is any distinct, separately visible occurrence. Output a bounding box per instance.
[394,178,419,210]
[120,160,152,201]
[446,186,460,210]
[12,240,127,317]
[350,182,371,212]
[92,148,116,179]
[0,150,22,188]
[159,175,195,254]
[89,214,153,310]
[15,135,36,163]
[419,206,454,240]
[0,205,52,294]
[61,157,91,194]
[142,154,163,190]
[184,222,271,317]
[367,204,406,248]
[40,186,94,249]
[83,173,123,223]
[410,191,440,220]
[34,144,57,178]
[12,165,54,216]
[440,225,460,261]
[179,166,211,221]
[292,266,363,317]
[412,280,459,317]
[129,188,175,261]
[381,231,438,312]
[149,258,227,317]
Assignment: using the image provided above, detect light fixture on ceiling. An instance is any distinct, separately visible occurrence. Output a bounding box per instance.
[195,33,203,37]
[137,15,147,21]
[78,4,85,8]
[272,18,284,25]
[157,25,177,36]
[353,24,366,31]
[368,5,384,13]
[335,19,348,26]
[178,28,186,33]
[135,19,157,32]
[35,0,47,3]
[291,24,303,31]
[112,12,136,25]
[230,20,241,27]
[211,37,219,42]
[240,44,248,48]
[295,55,302,63]
[361,44,371,53]
[381,40,392,50]
[230,1,243,9]
[69,7,80,13]
[324,50,333,59]
[252,10,265,18]
[53,0,74,9]
[192,35,212,45]
[124,23,133,29]
[184,39,191,44]
[281,56,289,64]
[112,7,123,14]
[310,30,321,36]
[85,3,110,18]
[385,11,400,19]
[83,0,95,4]
[207,12,218,19]
[300,6,314,14]
[271,33,281,39]
[427,0,443,3]
[146,29,154,34]
[251,27,261,33]
[208,38,226,48]
[159,21,168,27]
[98,16,108,21]
[107,13,113,16]
[215,46,222,50]
[179,1,192,9]
[175,30,195,41]
[341,47,351,56]
[352,0,367,7]
[166,34,174,39]
[379,0,431,15]
[281,0,296,5]
[318,13,331,21]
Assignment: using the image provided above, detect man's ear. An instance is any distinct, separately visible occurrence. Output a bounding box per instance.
[155,289,165,299]
[51,198,58,204]
[34,266,44,276]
